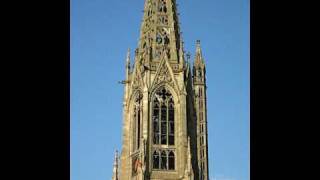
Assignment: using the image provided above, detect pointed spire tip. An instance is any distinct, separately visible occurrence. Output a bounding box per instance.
[126,49,131,68]
[196,40,201,49]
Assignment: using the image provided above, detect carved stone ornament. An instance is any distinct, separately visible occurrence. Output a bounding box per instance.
[153,61,174,87]
[132,72,141,89]
[132,65,144,90]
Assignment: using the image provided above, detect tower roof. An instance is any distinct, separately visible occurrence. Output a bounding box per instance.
[194,40,205,68]
[137,0,183,63]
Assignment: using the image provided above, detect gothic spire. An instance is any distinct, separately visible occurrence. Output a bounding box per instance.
[112,150,119,180]
[185,136,194,178]
[137,0,183,63]
[194,40,205,68]
[125,48,131,79]
[126,48,130,66]
[193,40,206,84]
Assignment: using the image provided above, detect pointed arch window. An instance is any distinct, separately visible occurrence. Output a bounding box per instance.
[152,87,175,171]
[152,87,174,145]
[160,151,167,170]
[168,151,175,170]
[133,93,143,151]
[152,149,175,170]
[153,151,160,169]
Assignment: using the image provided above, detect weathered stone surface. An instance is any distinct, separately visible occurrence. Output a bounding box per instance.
[112,1,210,180]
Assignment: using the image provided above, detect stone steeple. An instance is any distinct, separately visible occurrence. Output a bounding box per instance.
[194,40,205,68]
[137,0,183,65]
[116,1,210,180]
[193,40,206,85]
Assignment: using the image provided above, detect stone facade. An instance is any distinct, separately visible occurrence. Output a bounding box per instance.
[112,0,209,179]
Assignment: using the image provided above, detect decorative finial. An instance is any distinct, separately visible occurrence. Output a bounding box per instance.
[196,40,201,53]
[112,150,119,180]
[126,48,130,66]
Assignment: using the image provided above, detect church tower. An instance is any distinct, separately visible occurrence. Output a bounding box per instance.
[113,0,210,179]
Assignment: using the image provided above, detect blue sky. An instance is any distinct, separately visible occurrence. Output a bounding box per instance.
[71,0,249,180]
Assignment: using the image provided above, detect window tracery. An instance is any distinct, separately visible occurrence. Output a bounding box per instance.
[133,93,143,151]
[153,151,160,169]
[152,87,175,171]
[158,0,167,13]
[168,151,175,170]
[158,15,169,25]
[152,149,175,171]
[152,87,174,145]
